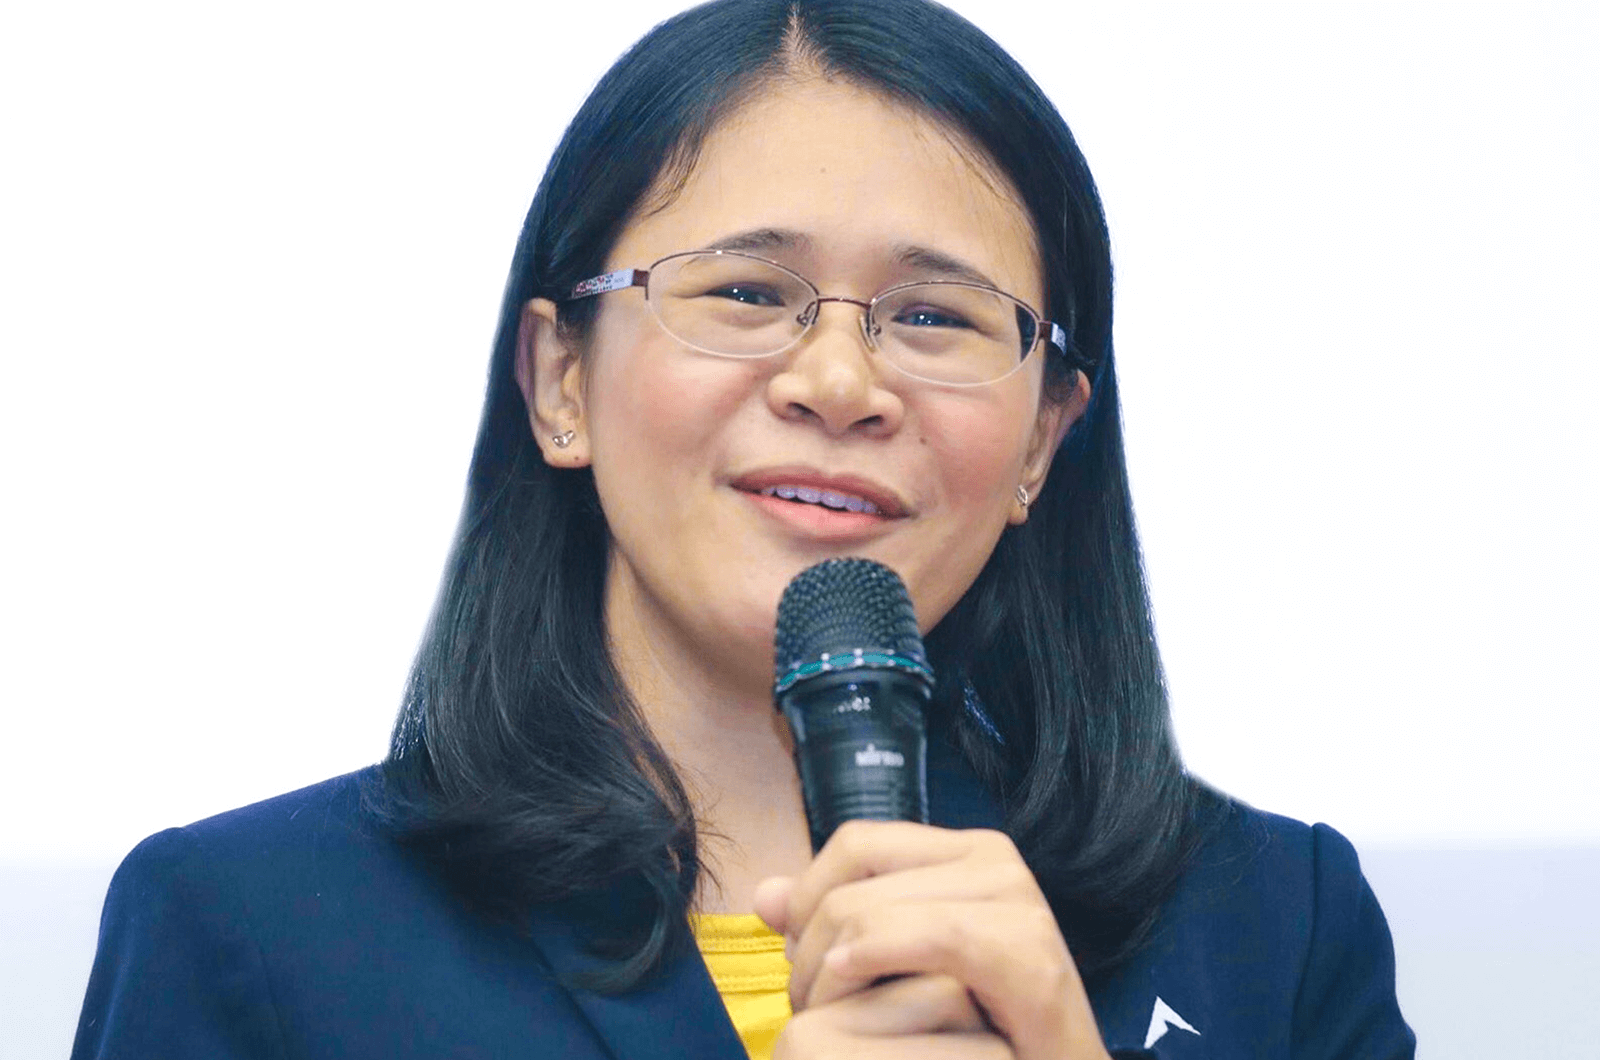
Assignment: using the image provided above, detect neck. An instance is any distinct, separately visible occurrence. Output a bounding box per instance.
[604,563,814,913]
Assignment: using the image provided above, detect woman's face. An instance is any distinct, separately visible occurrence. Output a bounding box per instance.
[523,79,1085,695]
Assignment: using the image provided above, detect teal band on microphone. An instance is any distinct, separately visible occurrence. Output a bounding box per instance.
[774,650,935,696]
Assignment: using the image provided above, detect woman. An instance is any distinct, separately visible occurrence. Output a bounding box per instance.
[74,1,1413,1057]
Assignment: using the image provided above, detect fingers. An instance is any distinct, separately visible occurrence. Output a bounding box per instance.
[786,822,1021,933]
[774,974,1013,1060]
[801,900,1008,1009]
[809,974,990,1036]
[775,1031,1011,1060]
[813,902,1107,1060]
[765,820,1110,1060]
[782,825,1043,1009]
[787,861,1027,1006]
[753,875,796,936]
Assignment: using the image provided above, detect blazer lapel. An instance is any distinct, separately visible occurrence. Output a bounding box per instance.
[526,898,746,1060]
[524,738,1000,1058]
[927,734,1005,830]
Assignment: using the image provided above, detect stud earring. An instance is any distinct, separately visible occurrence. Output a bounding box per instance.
[1015,485,1030,512]
[551,430,576,449]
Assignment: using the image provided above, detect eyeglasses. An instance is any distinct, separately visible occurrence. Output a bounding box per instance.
[563,249,1073,387]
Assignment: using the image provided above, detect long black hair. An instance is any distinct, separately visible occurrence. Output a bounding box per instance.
[374,0,1216,991]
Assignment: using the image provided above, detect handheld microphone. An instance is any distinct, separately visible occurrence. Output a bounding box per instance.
[773,558,934,853]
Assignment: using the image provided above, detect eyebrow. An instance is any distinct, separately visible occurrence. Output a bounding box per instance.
[697,229,1001,290]
[891,244,998,289]
[702,228,813,254]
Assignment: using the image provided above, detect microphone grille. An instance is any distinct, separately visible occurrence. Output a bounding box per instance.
[774,558,929,683]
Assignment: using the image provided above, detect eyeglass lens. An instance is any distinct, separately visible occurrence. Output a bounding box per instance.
[647,252,1038,385]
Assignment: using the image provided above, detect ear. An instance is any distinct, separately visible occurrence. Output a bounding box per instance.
[1011,369,1092,525]
[516,297,591,467]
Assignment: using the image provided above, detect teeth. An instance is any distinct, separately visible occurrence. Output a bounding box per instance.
[759,485,881,515]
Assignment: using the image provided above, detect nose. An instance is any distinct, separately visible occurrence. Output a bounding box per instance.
[765,299,905,437]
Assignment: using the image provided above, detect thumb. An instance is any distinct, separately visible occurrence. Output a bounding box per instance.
[752,876,796,936]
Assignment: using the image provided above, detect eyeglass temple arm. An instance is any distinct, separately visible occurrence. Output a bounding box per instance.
[567,269,649,301]
[1044,321,1098,376]
[1046,322,1068,357]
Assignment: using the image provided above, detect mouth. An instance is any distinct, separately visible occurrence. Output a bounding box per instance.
[731,469,907,520]
[730,469,908,541]
[755,484,882,516]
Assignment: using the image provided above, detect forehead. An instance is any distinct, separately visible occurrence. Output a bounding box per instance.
[610,78,1044,305]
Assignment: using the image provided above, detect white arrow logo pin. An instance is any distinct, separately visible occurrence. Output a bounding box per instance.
[1144,995,1201,1049]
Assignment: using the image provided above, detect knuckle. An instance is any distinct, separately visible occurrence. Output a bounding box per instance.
[771,1014,811,1060]
[931,973,975,1022]
[929,908,972,960]
[774,1009,854,1060]
[812,887,852,937]
[992,859,1037,897]
[1025,902,1061,937]
[826,818,886,866]
[830,818,874,852]
[1037,954,1070,997]
[1019,905,1071,963]
[970,827,1019,857]
[1035,940,1077,1005]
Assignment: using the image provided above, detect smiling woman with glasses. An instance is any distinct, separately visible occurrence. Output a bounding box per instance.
[74,2,1413,1059]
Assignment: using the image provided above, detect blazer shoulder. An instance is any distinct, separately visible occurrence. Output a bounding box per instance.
[76,811,301,1058]
[1092,799,1413,1058]
[91,767,383,958]
[1187,800,1415,1058]
[1179,799,1380,908]
[77,767,604,1060]
[178,768,376,849]
[1173,801,1401,972]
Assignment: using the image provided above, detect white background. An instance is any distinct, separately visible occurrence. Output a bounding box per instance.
[3,2,1595,1057]
[3,0,1595,863]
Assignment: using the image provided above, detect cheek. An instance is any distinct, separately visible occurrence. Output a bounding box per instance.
[583,322,756,471]
[919,397,1034,512]
[896,391,1039,629]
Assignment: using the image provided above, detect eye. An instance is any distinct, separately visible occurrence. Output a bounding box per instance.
[892,303,974,329]
[707,283,787,307]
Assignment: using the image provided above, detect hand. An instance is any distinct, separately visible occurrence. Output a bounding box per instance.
[767,971,1010,1060]
[753,821,1111,1060]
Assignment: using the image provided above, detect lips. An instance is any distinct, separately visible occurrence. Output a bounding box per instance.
[731,469,908,520]
[757,484,881,515]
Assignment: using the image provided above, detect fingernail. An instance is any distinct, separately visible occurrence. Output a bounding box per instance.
[823,944,850,970]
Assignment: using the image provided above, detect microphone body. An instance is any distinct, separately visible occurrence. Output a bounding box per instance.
[774,559,935,853]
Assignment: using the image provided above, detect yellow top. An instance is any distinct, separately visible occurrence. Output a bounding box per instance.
[688,912,793,1060]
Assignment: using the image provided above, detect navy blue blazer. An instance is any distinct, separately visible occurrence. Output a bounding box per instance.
[74,742,1414,1058]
